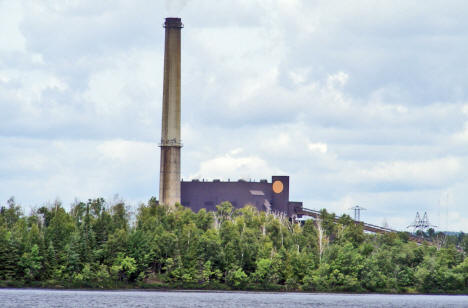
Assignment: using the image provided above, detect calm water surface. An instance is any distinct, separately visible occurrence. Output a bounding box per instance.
[0,289,467,307]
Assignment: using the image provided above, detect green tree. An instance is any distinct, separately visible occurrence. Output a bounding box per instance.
[19,244,43,281]
[0,197,22,229]
[113,254,137,282]
[226,266,248,289]
[0,228,20,280]
[45,202,75,252]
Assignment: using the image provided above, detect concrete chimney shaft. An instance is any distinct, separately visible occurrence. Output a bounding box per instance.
[159,17,183,206]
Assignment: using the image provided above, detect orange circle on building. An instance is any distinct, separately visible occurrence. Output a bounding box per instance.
[272,180,284,194]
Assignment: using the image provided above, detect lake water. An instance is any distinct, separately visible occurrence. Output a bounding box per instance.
[0,289,467,307]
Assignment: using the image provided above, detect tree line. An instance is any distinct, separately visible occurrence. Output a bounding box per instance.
[1,196,467,293]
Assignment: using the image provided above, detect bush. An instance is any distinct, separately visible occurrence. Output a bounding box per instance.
[226,267,248,289]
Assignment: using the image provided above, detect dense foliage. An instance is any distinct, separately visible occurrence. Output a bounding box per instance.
[1,196,467,293]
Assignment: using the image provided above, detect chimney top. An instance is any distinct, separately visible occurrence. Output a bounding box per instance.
[164,17,183,29]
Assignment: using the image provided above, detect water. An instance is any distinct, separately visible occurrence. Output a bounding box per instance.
[0,289,467,307]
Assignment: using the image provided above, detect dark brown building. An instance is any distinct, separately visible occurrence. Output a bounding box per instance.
[181,176,303,217]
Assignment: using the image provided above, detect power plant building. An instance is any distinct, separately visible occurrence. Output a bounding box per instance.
[181,176,303,217]
[158,17,303,217]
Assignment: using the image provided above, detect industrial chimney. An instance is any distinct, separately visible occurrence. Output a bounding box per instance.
[159,17,183,206]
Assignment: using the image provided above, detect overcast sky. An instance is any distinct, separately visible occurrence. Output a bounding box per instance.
[1,0,467,231]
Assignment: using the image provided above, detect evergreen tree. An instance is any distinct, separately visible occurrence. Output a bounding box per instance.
[0,197,466,293]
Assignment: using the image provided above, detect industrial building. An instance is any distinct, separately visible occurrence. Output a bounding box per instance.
[181,176,303,217]
[158,17,303,217]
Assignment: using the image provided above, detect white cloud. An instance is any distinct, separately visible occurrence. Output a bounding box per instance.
[0,1,26,52]
[463,104,468,115]
[358,157,461,187]
[192,151,282,181]
[327,72,348,89]
[308,142,328,154]
[2,0,468,231]
[288,68,310,85]
[97,139,154,162]
[0,137,157,207]
[453,122,468,142]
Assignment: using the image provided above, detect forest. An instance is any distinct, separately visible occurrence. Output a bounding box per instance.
[1,196,467,293]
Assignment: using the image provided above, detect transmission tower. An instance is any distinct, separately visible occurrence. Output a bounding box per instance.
[350,205,366,221]
[407,211,437,233]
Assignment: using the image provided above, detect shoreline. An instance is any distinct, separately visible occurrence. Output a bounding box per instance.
[1,283,467,295]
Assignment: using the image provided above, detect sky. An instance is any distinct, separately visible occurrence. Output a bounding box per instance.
[1,0,468,231]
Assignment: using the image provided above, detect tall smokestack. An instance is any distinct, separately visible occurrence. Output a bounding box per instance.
[159,17,183,206]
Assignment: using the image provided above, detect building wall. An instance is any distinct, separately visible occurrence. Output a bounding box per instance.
[180,176,302,216]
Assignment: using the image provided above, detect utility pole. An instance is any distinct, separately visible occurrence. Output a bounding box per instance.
[350,205,366,222]
[407,211,437,234]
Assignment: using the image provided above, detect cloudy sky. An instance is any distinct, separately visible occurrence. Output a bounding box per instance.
[1,0,467,231]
